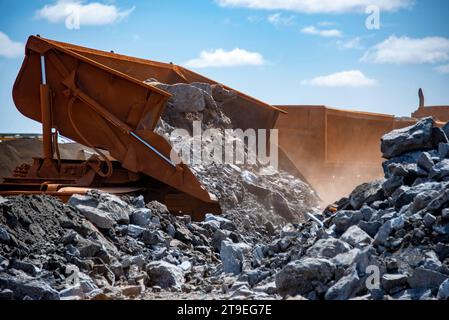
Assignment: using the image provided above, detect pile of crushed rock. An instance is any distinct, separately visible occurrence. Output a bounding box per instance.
[274,117,449,300]
[150,80,319,226]
[1,81,448,300]
[0,81,319,300]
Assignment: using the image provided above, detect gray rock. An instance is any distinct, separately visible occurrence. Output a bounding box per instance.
[418,152,435,171]
[442,208,449,220]
[373,216,404,246]
[360,206,376,221]
[130,208,153,227]
[358,221,382,238]
[349,181,384,210]
[121,255,146,269]
[59,286,85,299]
[211,84,237,103]
[142,230,166,246]
[254,281,277,295]
[95,192,131,224]
[325,266,361,300]
[205,214,236,231]
[212,229,231,251]
[179,261,192,272]
[153,83,206,112]
[382,176,404,196]
[331,249,362,270]
[410,190,440,213]
[332,210,364,234]
[429,159,449,180]
[381,117,434,159]
[174,223,193,243]
[10,259,40,276]
[252,245,265,266]
[246,269,270,287]
[0,196,8,206]
[426,188,449,211]
[166,224,176,238]
[69,192,131,227]
[146,261,185,289]
[422,251,443,272]
[275,257,335,297]
[0,226,10,242]
[407,267,448,289]
[0,289,13,300]
[270,192,295,221]
[443,122,449,139]
[331,246,379,274]
[61,230,78,245]
[78,272,101,296]
[439,143,449,159]
[437,279,449,300]
[131,195,145,209]
[393,288,433,300]
[127,225,146,238]
[70,204,115,229]
[423,213,437,228]
[433,127,449,146]
[340,225,373,248]
[381,274,408,293]
[190,82,213,96]
[220,241,250,275]
[68,193,97,208]
[306,238,352,258]
[0,271,60,300]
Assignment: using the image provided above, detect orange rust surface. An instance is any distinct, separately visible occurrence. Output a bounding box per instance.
[412,106,449,122]
[6,36,219,214]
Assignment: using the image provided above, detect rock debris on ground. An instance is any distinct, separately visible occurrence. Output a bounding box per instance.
[0,81,448,300]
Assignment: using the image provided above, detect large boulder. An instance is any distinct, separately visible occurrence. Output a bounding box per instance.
[130,208,153,227]
[325,266,361,300]
[71,205,115,229]
[306,238,352,258]
[68,192,132,229]
[381,118,434,159]
[220,241,250,275]
[275,258,335,297]
[349,180,385,210]
[407,267,448,289]
[146,261,185,289]
[0,271,60,300]
[151,82,206,113]
[340,225,373,249]
[429,159,449,180]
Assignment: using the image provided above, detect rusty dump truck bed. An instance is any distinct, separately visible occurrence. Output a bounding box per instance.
[0,35,290,220]
[275,105,422,204]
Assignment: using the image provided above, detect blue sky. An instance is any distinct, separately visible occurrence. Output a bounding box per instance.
[0,0,448,133]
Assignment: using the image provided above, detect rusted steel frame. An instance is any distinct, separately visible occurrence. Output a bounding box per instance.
[46,51,177,169]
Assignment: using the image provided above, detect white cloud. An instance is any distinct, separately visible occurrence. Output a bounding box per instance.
[0,32,23,58]
[268,13,295,27]
[36,0,135,27]
[301,70,377,87]
[184,48,266,68]
[362,36,449,64]
[318,21,336,26]
[301,26,342,38]
[435,64,449,74]
[216,0,412,14]
[337,37,364,50]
